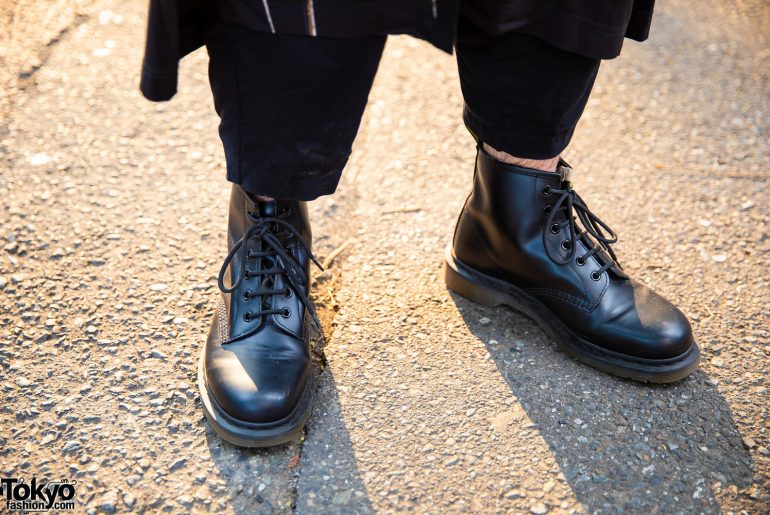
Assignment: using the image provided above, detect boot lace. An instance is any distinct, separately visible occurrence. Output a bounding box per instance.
[217,210,323,329]
[543,180,620,279]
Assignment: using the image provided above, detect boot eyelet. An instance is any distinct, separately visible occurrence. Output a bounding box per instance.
[283,289,293,298]
[281,308,291,318]
[550,224,560,234]
[243,290,252,301]
[543,206,552,216]
[590,271,602,281]
[243,312,253,322]
[576,256,586,266]
[560,240,571,251]
[542,185,551,196]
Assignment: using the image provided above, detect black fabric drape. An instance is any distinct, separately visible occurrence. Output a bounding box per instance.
[140,0,654,102]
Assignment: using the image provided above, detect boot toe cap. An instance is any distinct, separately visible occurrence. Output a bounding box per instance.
[205,330,311,424]
[599,281,695,360]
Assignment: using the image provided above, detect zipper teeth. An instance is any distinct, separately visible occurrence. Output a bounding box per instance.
[306,0,317,36]
[261,0,276,32]
[431,0,438,18]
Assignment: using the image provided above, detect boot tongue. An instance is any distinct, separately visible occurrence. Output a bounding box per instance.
[259,200,278,217]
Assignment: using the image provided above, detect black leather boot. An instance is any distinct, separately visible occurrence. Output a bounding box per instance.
[446,147,699,383]
[198,185,322,446]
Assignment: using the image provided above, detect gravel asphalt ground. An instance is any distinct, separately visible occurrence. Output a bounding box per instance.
[1,0,768,513]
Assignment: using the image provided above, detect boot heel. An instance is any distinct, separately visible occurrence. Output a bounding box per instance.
[444,253,510,308]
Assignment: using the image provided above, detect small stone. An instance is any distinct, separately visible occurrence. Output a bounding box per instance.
[332,490,352,505]
[740,200,754,210]
[531,503,549,514]
[491,408,522,431]
[123,493,136,509]
[99,490,119,514]
[150,283,168,291]
[479,317,490,325]
[712,254,727,263]
[151,349,168,360]
[0,277,6,289]
[29,153,53,166]
[16,377,32,387]
[169,458,187,471]
[62,440,81,454]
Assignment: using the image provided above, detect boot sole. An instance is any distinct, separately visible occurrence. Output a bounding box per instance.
[445,247,700,384]
[197,344,317,447]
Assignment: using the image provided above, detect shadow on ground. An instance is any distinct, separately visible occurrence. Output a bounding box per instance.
[451,294,754,512]
[203,421,300,513]
[201,291,373,513]
[294,366,375,513]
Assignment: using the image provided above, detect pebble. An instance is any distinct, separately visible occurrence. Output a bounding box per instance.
[16,377,32,387]
[61,441,81,454]
[332,490,352,505]
[98,490,119,514]
[123,493,136,509]
[531,502,549,514]
[169,458,187,472]
[740,200,754,210]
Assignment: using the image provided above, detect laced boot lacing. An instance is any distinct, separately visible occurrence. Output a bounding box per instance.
[542,172,622,281]
[217,208,323,329]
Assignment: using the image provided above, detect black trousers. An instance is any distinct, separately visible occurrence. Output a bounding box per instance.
[206,17,600,201]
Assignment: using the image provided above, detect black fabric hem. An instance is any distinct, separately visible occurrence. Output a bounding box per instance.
[459,0,639,59]
[462,105,575,159]
[229,168,345,202]
[217,0,460,53]
[140,66,179,102]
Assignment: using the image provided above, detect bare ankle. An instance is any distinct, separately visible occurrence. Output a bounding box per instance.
[483,143,560,173]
